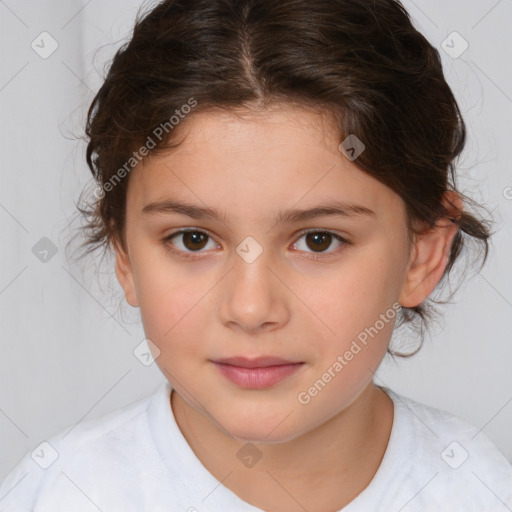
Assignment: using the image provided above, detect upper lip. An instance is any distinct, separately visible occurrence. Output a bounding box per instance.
[212,357,302,368]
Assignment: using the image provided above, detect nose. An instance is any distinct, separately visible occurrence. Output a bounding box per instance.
[218,247,290,334]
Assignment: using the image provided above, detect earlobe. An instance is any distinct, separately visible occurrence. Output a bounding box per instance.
[113,239,139,308]
[399,192,462,308]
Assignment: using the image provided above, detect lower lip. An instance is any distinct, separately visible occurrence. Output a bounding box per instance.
[213,362,304,389]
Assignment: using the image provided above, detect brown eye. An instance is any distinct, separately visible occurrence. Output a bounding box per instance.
[293,230,348,256]
[181,231,209,251]
[305,232,332,252]
[164,230,217,254]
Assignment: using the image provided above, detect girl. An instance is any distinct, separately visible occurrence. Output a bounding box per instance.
[1,0,511,510]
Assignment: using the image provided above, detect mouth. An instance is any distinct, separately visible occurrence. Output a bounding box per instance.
[211,356,305,389]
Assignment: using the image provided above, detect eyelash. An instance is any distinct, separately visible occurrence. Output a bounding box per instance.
[161,228,351,261]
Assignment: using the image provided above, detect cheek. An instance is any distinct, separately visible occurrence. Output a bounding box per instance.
[133,255,211,349]
[294,247,401,360]
[310,253,398,321]
[139,289,209,379]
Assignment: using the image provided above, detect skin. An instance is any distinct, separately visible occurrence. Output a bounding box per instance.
[114,104,461,511]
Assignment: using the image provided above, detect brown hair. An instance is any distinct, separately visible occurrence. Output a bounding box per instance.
[74,0,493,356]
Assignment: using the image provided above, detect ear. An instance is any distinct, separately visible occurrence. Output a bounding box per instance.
[113,238,139,307]
[399,191,462,308]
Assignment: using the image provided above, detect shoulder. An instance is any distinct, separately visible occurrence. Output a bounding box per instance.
[380,387,512,510]
[0,384,163,511]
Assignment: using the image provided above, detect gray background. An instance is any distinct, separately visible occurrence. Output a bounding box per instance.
[1,0,511,481]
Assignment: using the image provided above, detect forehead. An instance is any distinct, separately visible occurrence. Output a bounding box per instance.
[127,106,405,224]
[149,104,343,164]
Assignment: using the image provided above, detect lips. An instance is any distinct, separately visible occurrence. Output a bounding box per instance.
[211,356,304,389]
[213,356,300,368]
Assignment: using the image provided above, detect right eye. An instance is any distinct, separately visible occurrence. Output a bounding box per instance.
[162,229,220,258]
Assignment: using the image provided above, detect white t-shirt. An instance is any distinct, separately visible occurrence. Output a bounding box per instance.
[1,381,511,511]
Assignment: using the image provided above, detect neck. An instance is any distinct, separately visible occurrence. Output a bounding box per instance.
[171,382,393,511]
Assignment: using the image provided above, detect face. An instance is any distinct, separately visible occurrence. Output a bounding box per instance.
[114,105,428,443]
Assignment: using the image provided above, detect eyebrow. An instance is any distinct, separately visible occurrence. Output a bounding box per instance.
[141,199,375,224]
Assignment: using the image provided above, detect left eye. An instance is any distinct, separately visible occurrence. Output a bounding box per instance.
[293,230,347,255]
